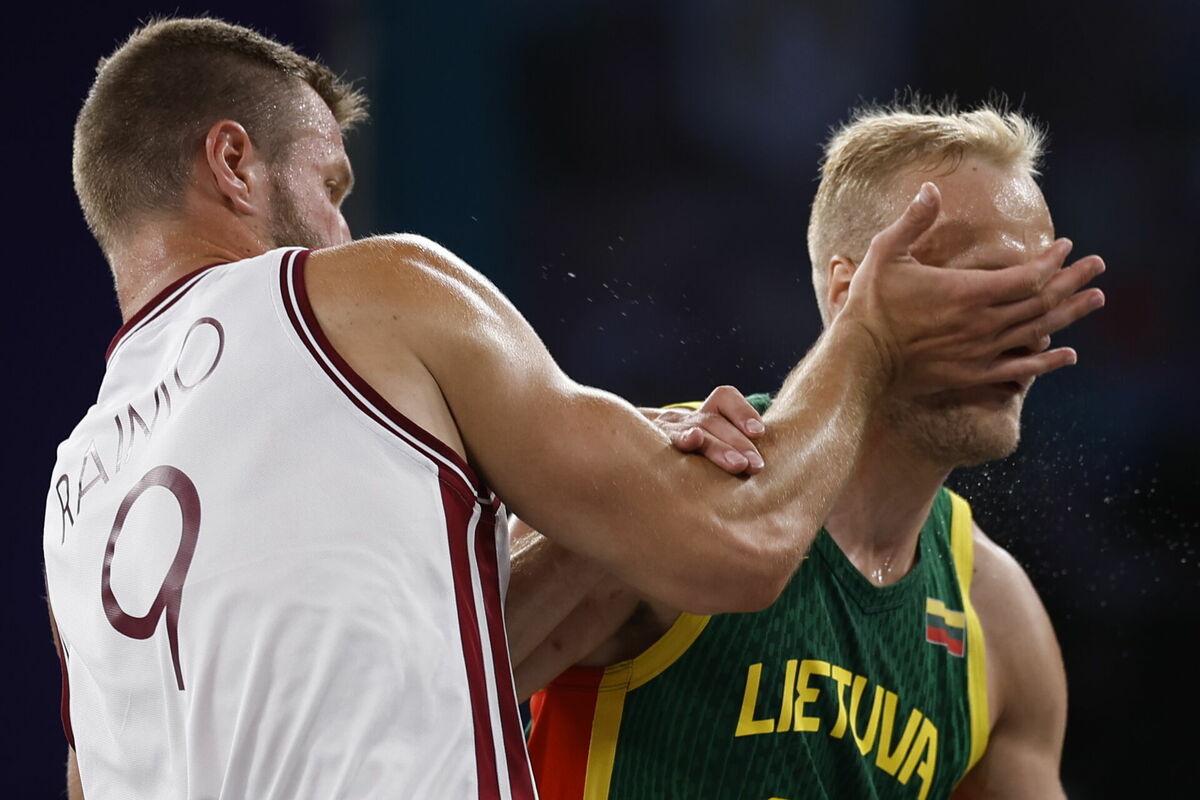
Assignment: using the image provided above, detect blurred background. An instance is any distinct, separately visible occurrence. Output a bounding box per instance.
[7,0,1197,795]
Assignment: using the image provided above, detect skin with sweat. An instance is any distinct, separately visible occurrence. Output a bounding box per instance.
[67,59,1099,792]
[512,155,1073,798]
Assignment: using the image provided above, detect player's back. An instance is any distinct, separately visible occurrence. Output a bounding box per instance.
[43,247,534,799]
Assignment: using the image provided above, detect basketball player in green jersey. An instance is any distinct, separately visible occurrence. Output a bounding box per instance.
[508,103,1093,800]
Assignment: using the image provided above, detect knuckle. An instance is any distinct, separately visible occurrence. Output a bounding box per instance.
[1028,318,1048,341]
[1025,270,1044,297]
[713,384,737,400]
[1038,290,1056,315]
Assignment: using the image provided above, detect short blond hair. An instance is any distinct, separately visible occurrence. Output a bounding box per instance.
[807,100,1046,321]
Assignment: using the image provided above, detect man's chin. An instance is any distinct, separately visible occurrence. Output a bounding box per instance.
[952,432,1021,468]
[884,397,1023,469]
[955,382,1027,408]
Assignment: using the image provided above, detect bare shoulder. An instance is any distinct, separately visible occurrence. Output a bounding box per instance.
[307,234,488,307]
[969,521,1065,703]
[969,522,1042,616]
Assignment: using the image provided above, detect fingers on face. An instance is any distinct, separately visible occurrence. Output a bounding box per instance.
[994,289,1105,353]
[1040,254,1105,310]
[979,346,1079,384]
[989,255,1106,348]
[968,238,1073,305]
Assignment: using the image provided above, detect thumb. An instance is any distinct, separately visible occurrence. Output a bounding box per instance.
[671,426,705,453]
[871,181,941,259]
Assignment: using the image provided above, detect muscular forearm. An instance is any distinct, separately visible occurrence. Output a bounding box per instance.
[359,189,1101,615]
[493,317,885,616]
[518,317,885,615]
[730,317,885,558]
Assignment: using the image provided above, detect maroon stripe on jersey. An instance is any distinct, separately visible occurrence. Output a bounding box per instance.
[58,647,75,751]
[443,482,502,798]
[281,249,485,500]
[106,262,226,362]
[474,501,538,799]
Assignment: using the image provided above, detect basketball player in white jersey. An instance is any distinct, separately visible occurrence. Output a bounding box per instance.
[45,17,1104,799]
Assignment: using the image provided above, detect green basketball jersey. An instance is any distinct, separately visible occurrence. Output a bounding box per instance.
[527,396,988,800]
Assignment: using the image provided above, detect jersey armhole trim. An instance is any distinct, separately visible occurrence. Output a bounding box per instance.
[279,248,487,502]
[948,490,990,777]
[571,612,709,800]
[582,668,627,800]
[593,612,711,693]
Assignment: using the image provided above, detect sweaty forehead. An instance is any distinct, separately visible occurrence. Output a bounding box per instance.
[286,82,346,153]
[891,157,1054,268]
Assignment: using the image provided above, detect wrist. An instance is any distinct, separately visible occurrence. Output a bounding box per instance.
[822,315,893,399]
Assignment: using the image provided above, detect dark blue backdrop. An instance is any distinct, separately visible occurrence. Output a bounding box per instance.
[7,1,1196,795]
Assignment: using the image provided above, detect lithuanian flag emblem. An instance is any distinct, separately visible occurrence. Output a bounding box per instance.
[925,597,966,657]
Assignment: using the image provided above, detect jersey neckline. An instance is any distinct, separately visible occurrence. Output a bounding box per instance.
[106,260,231,363]
[810,487,952,614]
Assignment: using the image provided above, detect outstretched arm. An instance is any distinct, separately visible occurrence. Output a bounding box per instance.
[954,526,1068,799]
[308,183,1103,614]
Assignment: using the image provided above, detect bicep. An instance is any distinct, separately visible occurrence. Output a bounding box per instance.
[316,237,776,613]
[393,241,718,570]
[314,236,684,560]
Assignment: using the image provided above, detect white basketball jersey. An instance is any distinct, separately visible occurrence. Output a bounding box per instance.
[43,248,536,799]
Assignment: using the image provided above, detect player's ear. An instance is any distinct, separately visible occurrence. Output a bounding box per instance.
[200,120,269,217]
[826,254,857,318]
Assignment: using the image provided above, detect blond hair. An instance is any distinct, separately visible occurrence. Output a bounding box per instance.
[74,17,368,255]
[806,100,1046,321]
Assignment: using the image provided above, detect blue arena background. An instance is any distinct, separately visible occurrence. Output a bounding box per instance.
[6,0,1196,795]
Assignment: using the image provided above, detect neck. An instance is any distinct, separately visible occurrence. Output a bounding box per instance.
[822,422,952,585]
[110,218,270,322]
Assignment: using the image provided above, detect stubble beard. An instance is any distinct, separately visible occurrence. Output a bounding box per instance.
[880,392,1025,469]
[266,173,331,251]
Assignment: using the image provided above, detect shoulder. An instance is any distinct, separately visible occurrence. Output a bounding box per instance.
[296,235,482,453]
[307,234,476,293]
[304,235,507,340]
[969,522,1035,605]
[969,521,1052,637]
